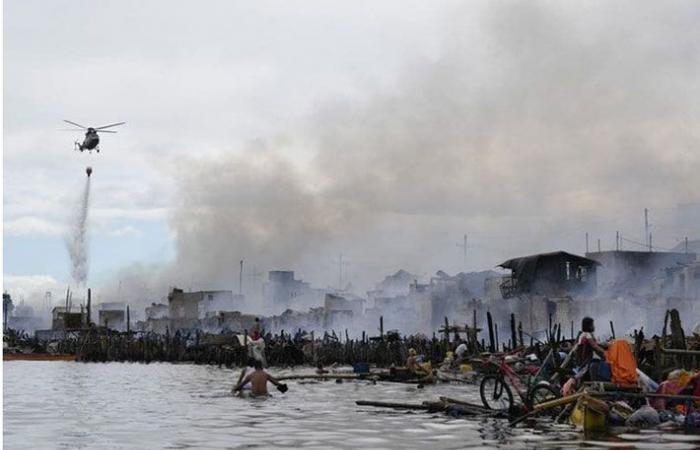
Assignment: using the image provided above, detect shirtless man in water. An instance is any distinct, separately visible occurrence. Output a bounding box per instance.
[233,360,286,396]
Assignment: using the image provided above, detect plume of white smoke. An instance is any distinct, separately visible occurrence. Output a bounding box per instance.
[96,2,700,328]
[165,1,700,297]
[66,175,91,286]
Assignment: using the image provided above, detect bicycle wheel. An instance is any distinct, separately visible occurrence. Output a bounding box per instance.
[527,383,561,415]
[480,375,514,411]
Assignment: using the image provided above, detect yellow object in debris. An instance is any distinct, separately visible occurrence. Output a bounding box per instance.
[570,395,609,432]
[459,364,473,373]
[677,370,695,390]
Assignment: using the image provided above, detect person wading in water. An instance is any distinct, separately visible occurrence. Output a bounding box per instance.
[233,359,287,397]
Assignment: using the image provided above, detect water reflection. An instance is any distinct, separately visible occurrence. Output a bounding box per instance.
[3,362,698,449]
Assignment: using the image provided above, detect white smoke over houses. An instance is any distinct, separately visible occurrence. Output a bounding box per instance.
[5,2,700,338]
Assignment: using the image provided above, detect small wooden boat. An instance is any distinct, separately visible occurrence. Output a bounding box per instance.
[569,394,609,431]
[3,352,77,362]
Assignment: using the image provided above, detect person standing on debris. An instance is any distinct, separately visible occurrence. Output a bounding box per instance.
[233,359,287,397]
[454,340,468,366]
[251,317,262,340]
[562,317,608,395]
[406,348,419,372]
[576,317,607,371]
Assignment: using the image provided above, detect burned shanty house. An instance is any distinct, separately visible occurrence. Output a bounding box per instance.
[98,302,126,330]
[581,250,699,334]
[498,251,600,299]
[585,250,696,294]
[323,293,365,329]
[263,271,325,313]
[491,251,600,338]
[168,288,235,331]
[51,306,87,330]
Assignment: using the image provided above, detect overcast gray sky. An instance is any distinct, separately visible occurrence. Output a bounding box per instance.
[4,1,700,309]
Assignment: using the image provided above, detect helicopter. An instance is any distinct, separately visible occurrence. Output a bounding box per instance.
[63,120,125,153]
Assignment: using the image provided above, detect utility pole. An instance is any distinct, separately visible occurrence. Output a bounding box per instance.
[333,253,350,290]
[644,208,649,250]
[239,260,243,296]
[456,234,468,269]
[616,231,619,251]
[585,232,589,253]
[649,232,653,252]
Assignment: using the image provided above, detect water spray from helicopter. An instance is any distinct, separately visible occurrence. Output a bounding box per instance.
[65,167,93,286]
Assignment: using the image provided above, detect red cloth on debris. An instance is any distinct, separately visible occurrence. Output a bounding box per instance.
[605,339,638,386]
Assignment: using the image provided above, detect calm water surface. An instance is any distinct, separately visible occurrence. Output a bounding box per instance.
[4,362,700,449]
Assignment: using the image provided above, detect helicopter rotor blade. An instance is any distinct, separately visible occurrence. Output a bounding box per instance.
[63,120,88,129]
[95,121,126,130]
[96,130,117,133]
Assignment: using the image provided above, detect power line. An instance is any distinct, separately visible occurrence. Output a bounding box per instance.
[619,236,674,252]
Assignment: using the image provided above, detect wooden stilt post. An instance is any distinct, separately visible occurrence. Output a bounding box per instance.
[86,288,92,326]
[510,313,517,350]
[487,311,495,353]
[518,321,523,347]
[495,323,499,352]
[311,331,316,363]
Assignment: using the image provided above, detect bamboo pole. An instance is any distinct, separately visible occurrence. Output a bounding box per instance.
[660,348,700,356]
[356,400,429,410]
[518,321,523,347]
[486,311,495,353]
[510,314,517,353]
[510,393,585,426]
[590,392,700,402]
[277,373,361,381]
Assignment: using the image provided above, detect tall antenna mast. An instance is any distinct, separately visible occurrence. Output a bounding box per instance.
[644,208,649,250]
[456,234,468,269]
[333,253,350,290]
[239,260,243,296]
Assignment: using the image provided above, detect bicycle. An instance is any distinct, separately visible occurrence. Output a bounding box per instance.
[479,352,561,413]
